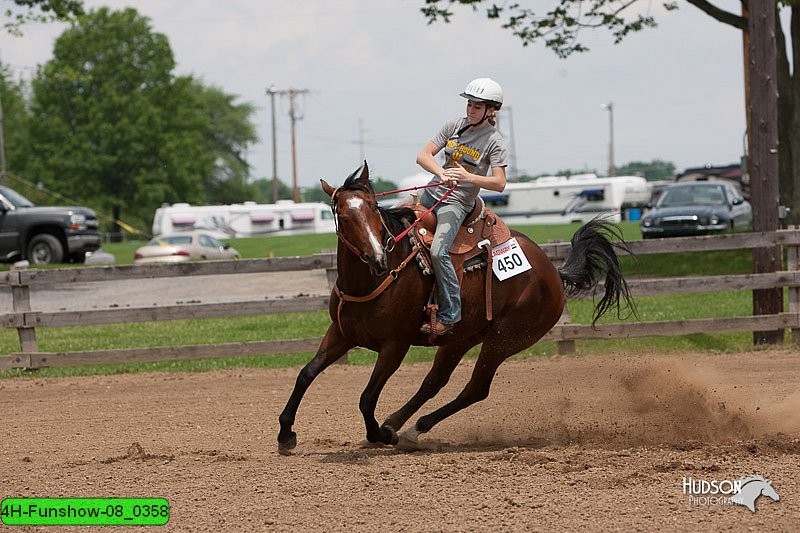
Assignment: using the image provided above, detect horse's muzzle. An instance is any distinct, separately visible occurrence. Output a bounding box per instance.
[366,254,388,277]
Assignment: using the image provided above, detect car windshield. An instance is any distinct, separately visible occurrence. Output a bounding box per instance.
[148,235,193,245]
[657,185,726,207]
[0,186,35,208]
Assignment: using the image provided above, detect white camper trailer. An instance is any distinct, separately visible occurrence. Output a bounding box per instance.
[385,173,651,224]
[481,174,651,224]
[152,201,335,238]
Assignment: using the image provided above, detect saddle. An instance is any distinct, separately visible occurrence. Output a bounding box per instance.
[404,196,512,323]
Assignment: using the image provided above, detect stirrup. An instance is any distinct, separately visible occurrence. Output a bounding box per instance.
[420,321,455,336]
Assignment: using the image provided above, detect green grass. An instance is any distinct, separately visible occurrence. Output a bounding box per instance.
[101,221,755,277]
[0,221,781,379]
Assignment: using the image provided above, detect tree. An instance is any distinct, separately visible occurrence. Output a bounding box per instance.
[0,63,31,175]
[252,178,293,203]
[3,0,84,34]
[420,1,800,224]
[27,7,209,229]
[189,80,259,205]
[24,7,257,230]
[616,160,676,180]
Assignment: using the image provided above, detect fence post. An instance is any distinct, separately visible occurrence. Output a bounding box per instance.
[787,227,800,345]
[556,303,576,355]
[549,241,576,355]
[10,265,38,355]
[318,251,348,364]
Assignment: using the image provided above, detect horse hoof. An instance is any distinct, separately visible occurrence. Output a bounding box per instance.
[360,439,385,448]
[395,427,422,452]
[381,425,399,446]
[277,432,297,455]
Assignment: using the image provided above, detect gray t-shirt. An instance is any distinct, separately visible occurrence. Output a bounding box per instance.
[424,117,508,211]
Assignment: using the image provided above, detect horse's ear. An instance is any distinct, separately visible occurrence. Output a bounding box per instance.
[320,179,335,198]
[357,160,370,184]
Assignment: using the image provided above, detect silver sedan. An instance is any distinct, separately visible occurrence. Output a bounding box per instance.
[134,231,241,264]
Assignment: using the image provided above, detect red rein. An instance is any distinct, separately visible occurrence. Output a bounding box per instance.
[332,181,457,254]
[373,181,443,197]
[389,185,455,244]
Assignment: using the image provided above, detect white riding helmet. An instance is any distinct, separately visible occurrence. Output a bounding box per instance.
[460,78,503,108]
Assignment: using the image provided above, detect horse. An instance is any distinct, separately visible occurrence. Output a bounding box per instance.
[278,162,633,453]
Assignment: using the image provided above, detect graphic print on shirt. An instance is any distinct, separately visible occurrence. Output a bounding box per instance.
[444,137,481,170]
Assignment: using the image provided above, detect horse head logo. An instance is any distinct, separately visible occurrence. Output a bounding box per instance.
[730,476,780,513]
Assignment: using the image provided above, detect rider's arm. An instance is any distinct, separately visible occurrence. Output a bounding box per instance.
[416,141,448,182]
[443,165,507,192]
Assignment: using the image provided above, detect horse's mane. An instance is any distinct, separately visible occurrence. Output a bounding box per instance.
[380,205,417,234]
[739,475,769,486]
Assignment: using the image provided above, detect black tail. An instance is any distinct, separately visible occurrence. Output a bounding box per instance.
[558,217,636,325]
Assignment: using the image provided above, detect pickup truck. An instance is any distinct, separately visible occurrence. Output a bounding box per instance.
[0,185,103,265]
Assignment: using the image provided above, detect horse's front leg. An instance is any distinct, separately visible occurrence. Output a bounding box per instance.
[278,324,354,454]
[360,342,411,445]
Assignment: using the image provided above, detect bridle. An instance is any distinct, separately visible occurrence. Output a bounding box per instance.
[329,187,397,264]
[330,182,458,262]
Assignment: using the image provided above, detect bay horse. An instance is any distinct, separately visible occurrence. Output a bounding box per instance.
[278,162,633,453]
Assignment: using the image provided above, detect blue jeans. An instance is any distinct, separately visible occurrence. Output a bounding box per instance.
[421,194,470,324]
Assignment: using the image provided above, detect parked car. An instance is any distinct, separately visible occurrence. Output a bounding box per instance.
[640,182,752,239]
[134,231,240,264]
[0,185,102,265]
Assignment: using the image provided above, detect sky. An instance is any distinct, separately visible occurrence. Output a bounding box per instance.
[0,0,755,193]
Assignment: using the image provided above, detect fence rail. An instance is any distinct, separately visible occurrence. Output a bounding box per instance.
[1,230,798,371]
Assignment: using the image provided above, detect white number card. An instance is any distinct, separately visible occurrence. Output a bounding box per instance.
[491,237,532,281]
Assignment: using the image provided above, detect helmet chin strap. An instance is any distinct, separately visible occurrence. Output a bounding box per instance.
[458,107,491,136]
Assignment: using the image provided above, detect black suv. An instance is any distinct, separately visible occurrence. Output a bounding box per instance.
[0,185,102,264]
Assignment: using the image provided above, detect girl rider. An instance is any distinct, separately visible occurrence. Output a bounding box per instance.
[415,78,508,336]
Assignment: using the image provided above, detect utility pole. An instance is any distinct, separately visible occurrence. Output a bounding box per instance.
[267,87,310,203]
[747,2,782,344]
[602,101,615,176]
[0,91,6,185]
[266,85,279,203]
[504,106,518,179]
[358,118,366,162]
[287,88,308,203]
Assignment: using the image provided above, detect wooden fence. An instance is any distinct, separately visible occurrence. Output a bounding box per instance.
[1,229,799,371]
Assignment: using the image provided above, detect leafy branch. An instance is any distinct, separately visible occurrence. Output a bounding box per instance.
[421,0,681,57]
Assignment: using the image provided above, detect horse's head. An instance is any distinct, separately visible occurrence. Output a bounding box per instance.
[322,161,390,277]
[761,480,780,502]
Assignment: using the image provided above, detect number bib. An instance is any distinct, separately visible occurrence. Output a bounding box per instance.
[491,237,532,281]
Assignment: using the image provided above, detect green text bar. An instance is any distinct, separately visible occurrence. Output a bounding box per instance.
[1,498,169,526]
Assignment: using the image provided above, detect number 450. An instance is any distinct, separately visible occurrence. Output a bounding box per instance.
[496,253,523,272]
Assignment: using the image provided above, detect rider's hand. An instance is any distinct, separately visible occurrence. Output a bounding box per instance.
[443,165,469,187]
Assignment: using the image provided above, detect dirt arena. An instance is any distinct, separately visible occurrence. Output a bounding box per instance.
[2,349,799,531]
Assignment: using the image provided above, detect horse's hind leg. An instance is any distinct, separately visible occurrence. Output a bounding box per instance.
[398,333,528,446]
[278,324,354,454]
[382,338,478,432]
[359,341,411,445]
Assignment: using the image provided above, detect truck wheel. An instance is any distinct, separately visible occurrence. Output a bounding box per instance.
[27,234,65,265]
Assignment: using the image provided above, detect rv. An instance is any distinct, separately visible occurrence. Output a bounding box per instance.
[386,173,651,224]
[152,201,335,238]
[481,174,651,224]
